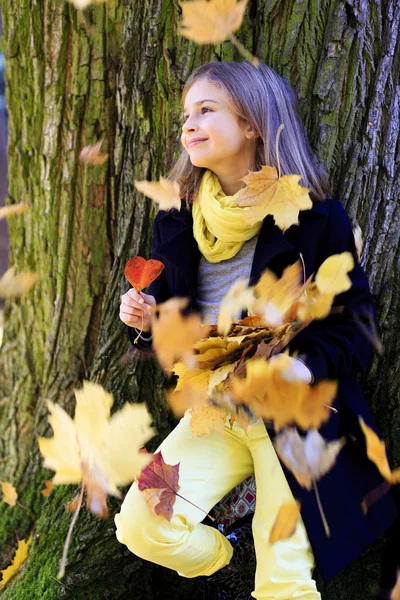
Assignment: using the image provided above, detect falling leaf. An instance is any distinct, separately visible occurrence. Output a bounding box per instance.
[0,535,32,587]
[79,139,108,165]
[179,0,248,45]
[359,418,400,484]
[134,176,181,211]
[315,252,354,295]
[172,361,211,393]
[38,381,155,518]
[273,428,345,491]
[269,500,301,544]
[254,262,305,326]
[0,267,39,298]
[124,256,165,292]
[0,482,18,507]
[152,298,209,370]
[40,480,53,497]
[231,356,337,431]
[189,404,230,437]
[0,202,29,220]
[234,164,312,231]
[167,381,209,417]
[294,283,334,321]
[217,279,256,335]
[137,451,180,522]
[353,224,363,263]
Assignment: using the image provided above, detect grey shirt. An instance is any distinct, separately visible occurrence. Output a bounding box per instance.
[196,233,259,325]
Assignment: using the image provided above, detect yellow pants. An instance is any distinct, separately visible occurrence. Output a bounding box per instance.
[115,410,321,600]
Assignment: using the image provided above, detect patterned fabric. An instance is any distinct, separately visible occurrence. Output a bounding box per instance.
[212,474,256,527]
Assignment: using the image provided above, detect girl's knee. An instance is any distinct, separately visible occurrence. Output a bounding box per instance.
[114,482,188,562]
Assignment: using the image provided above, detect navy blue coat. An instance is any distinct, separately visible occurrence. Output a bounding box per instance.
[127,197,399,582]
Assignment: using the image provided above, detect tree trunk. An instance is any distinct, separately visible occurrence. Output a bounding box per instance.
[0,0,398,597]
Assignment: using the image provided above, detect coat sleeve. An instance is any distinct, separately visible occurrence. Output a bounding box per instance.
[126,212,172,353]
[287,199,381,383]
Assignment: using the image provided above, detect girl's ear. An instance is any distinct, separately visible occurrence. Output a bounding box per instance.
[244,123,260,140]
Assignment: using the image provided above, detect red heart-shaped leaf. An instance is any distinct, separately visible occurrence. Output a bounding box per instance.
[124,256,164,292]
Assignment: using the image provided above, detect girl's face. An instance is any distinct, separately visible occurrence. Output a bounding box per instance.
[181,78,257,180]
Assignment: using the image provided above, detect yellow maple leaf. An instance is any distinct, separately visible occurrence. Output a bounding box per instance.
[234,164,312,231]
[269,500,301,544]
[0,482,18,507]
[0,267,39,298]
[217,279,256,335]
[231,356,337,431]
[167,381,209,417]
[294,283,334,321]
[38,381,155,518]
[358,417,400,483]
[153,298,209,370]
[0,535,32,587]
[315,252,354,295]
[134,176,181,211]
[40,480,53,497]
[189,404,230,437]
[179,0,248,45]
[254,261,305,326]
[0,202,29,220]
[172,361,210,393]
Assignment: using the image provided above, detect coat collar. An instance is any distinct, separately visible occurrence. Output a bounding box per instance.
[155,199,330,296]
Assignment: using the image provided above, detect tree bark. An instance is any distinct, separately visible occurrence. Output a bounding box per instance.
[0,0,398,598]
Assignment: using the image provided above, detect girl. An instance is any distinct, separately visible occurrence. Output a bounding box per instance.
[115,61,398,599]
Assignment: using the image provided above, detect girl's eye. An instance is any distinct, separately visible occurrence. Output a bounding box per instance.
[182,106,212,123]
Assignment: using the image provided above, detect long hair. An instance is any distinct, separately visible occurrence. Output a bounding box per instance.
[167,61,332,206]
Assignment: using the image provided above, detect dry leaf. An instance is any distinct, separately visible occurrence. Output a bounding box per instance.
[254,262,305,326]
[152,298,209,370]
[0,535,32,587]
[0,202,29,220]
[315,252,354,295]
[137,451,180,522]
[38,381,155,518]
[269,500,301,544]
[79,139,108,165]
[217,279,256,335]
[235,164,312,231]
[0,482,18,507]
[295,283,334,321]
[0,267,39,298]
[179,0,248,45]
[274,428,345,491]
[231,356,337,431]
[359,418,400,484]
[167,381,209,417]
[189,404,229,437]
[172,361,211,393]
[40,480,53,497]
[134,176,181,211]
[124,256,165,292]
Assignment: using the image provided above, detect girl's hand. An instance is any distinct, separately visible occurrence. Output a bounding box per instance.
[268,353,313,385]
[120,289,156,332]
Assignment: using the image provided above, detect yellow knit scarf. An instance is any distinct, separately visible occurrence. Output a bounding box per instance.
[192,169,262,263]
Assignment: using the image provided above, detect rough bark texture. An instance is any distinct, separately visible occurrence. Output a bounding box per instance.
[0,0,399,598]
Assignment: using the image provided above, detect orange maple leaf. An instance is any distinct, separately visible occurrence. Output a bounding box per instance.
[0,481,18,507]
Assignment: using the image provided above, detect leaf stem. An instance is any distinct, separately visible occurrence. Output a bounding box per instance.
[312,477,330,537]
[228,33,260,68]
[57,484,85,580]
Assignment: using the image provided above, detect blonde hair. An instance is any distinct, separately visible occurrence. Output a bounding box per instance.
[167,60,332,206]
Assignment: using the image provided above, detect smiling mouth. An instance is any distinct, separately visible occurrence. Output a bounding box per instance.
[187,139,207,148]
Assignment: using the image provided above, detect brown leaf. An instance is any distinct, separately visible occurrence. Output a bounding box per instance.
[269,500,301,544]
[137,451,180,522]
[79,139,108,165]
[40,480,53,497]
